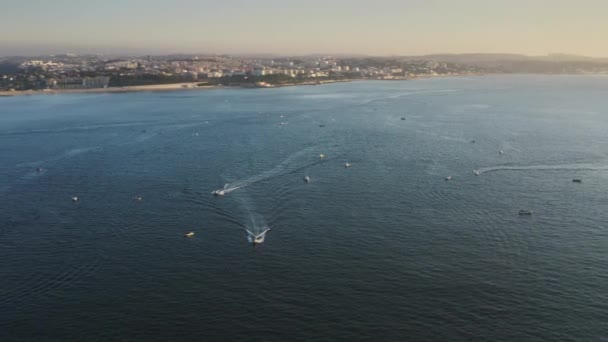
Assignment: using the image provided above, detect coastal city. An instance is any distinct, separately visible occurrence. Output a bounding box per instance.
[2,53,608,93]
[0,54,480,92]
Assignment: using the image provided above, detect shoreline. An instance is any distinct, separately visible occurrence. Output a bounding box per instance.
[0,75,477,97]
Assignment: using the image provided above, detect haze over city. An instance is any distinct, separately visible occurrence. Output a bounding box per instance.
[1,0,607,57]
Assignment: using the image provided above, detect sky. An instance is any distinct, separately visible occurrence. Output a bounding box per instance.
[1,0,607,57]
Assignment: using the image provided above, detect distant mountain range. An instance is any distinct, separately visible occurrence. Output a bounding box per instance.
[400,53,608,63]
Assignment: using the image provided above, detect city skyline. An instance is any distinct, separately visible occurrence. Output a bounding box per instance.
[1,0,607,57]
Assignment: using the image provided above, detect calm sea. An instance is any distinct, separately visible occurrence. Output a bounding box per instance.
[1,76,608,341]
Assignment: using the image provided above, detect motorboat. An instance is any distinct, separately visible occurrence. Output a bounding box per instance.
[304,176,310,182]
[134,196,143,201]
[71,196,79,202]
[319,154,326,159]
[473,170,481,176]
[345,162,351,168]
[445,176,452,181]
[518,210,533,216]
[212,189,226,196]
[401,117,406,121]
[319,124,326,127]
[245,228,271,246]
[572,179,582,183]
[36,167,43,173]
[499,150,504,154]
[184,232,195,238]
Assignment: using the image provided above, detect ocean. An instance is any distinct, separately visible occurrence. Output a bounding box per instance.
[1,75,608,341]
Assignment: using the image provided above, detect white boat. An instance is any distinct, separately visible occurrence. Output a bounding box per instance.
[185,232,195,238]
[212,190,225,196]
[304,176,310,182]
[71,196,79,202]
[345,162,351,168]
[319,154,326,159]
[445,176,452,181]
[473,170,481,176]
[245,228,271,245]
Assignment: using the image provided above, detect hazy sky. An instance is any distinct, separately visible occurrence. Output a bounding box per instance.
[1,0,607,56]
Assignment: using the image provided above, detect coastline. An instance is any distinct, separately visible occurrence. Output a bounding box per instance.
[0,75,477,97]
[0,82,216,97]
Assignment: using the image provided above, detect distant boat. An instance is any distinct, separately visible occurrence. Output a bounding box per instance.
[471,140,476,143]
[319,154,326,159]
[71,196,79,202]
[345,162,351,168]
[499,150,504,154]
[212,189,225,196]
[36,167,43,173]
[319,124,326,127]
[518,210,533,216]
[134,196,143,201]
[184,232,195,238]
[245,228,270,246]
[401,117,406,121]
[572,179,582,183]
[445,176,452,181]
[304,176,310,182]
[473,170,481,176]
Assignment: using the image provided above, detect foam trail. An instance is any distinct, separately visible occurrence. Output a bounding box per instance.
[478,163,608,174]
[215,146,328,194]
[233,191,270,242]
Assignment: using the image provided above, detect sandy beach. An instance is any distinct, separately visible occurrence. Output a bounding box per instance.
[0,82,218,97]
[0,79,366,97]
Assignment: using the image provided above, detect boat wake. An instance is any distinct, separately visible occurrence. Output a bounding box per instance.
[213,146,335,195]
[478,163,608,174]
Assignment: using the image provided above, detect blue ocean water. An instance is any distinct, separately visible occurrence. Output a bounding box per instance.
[1,75,608,341]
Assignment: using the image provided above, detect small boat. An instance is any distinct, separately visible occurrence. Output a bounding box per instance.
[518,210,533,216]
[345,162,351,168]
[185,232,195,238]
[134,196,143,201]
[471,140,476,143]
[246,228,270,246]
[499,150,504,154]
[473,170,481,176]
[445,176,452,181]
[71,196,79,202]
[36,167,43,173]
[212,190,225,196]
[304,176,310,183]
[572,179,582,183]
[319,124,326,127]
[319,154,326,159]
[401,117,406,121]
